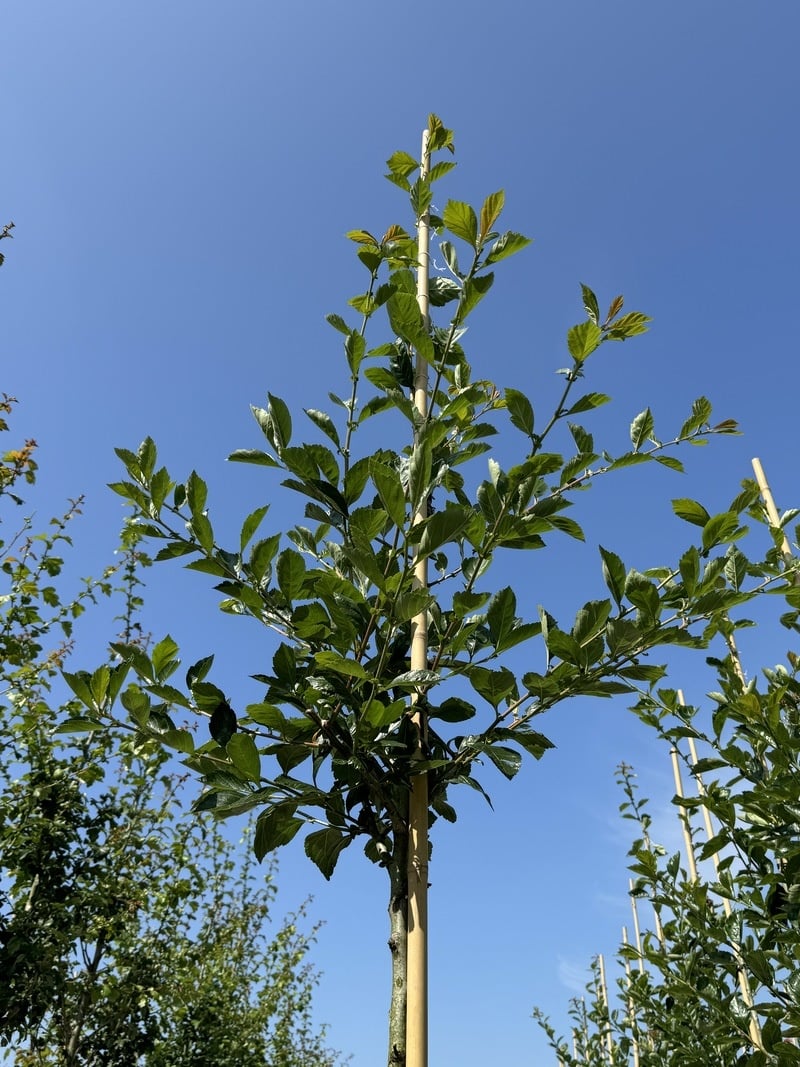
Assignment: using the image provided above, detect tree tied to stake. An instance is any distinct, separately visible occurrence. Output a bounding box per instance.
[66,116,796,1066]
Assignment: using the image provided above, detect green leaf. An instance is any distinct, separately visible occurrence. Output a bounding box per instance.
[210,701,237,746]
[567,392,610,415]
[414,506,473,559]
[267,392,292,450]
[186,470,208,518]
[186,654,214,689]
[151,635,179,680]
[305,408,341,448]
[239,505,269,553]
[304,827,350,880]
[482,744,522,780]
[443,200,478,247]
[461,273,494,316]
[598,548,626,609]
[479,190,504,237]
[567,321,603,363]
[487,587,516,649]
[571,599,612,646]
[505,388,534,437]
[431,697,476,723]
[630,408,655,451]
[254,806,303,860]
[580,284,600,324]
[393,589,434,624]
[315,651,368,680]
[702,511,745,552]
[672,498,711,527]
[228,448,280,467]
[371,460,406,527]
[484,231,531,265]
[387,292,433,361]
[276,548,306,600]
[468,666,516,709]
[55,718,103,734]
[226,733,261,782]
[605,311,650,339]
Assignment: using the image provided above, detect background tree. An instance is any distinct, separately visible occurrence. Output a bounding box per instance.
[0,399,342,1066]
[535,526,800,1064]
[72,117,791,1066]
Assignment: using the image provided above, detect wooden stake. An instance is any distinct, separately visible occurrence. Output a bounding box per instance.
[685,730,764,1052]
[629,880,646,974]
[405,124,431,1067]
[752,457,794,571]
[597,953,614,1062]
[670,744,699,882]
[622,927,640,1067]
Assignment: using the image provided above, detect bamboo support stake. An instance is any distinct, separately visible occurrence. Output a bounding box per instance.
[405,125,431,1067]
[629,881,644,975]
[597,953,614,1063]
[670,745,699,882]
[622,927,640,1067]
[752,457,794,570]
[685,731,764,1051]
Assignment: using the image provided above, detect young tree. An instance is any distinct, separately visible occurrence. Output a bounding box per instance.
[0,400,341,1066]
[535,550,800,1065]
[72,116,791,1065]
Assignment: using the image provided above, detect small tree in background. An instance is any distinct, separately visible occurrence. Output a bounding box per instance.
[535,567,800,1064]
[0,399,342,1066]
[72,116,795,1065]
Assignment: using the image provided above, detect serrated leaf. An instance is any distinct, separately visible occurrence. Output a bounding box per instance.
[567,392,610,415]
[315,651,368,680]
[276,548,306,600]
[672,498,711,527]
[599,546,626,608]
[484,231,531,265]
[443,200,478,247]
[414,505,472,559]
[226,733,261,781]
[255,806,303,860]
[482,744,522,779]
[479,190,504,238]
[606,311,650,339]
[209,701,237,746]
[305,408,340,447]
[580,284,600,324]
[630,408,655,451]
[304,827,350,880]
[487,587,516,648]
[468,666,516,709]
[505,388,534,437]
[567,321,603,363]
[679,396,713,438]
[228,448,280,467]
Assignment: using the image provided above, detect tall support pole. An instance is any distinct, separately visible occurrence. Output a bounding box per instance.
[405,125,431,1067]
[752,457,794,570]
[621,927,640,1067]
[597,954,614,1063]
[669,743,699,883]
[684,729,764,1052]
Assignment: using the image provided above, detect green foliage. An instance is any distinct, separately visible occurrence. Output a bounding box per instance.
[0,404,341,1066]
[83,116,785,891]
[535,587,800,1065]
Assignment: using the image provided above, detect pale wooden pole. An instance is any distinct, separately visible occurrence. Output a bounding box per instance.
[405,125,431,1067]
[628,881,646,975]
[597,953,615,1062]
[684,728,764,1052]
[669,744,699,882]
[752,457,794,570]
[621,926,640,1067]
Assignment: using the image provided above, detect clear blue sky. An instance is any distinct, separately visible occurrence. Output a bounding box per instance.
[5,2,799,1063]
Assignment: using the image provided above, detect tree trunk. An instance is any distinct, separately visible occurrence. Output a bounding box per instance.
[387,822,409,1066]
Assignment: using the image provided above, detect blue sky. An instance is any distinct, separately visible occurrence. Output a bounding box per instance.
[5,2,800,1062]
